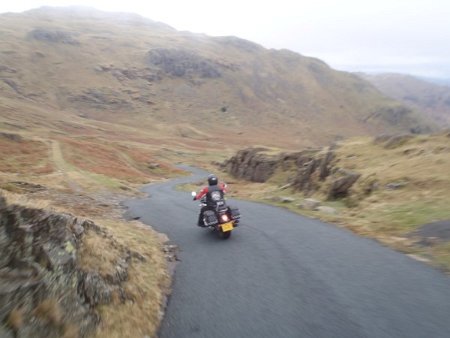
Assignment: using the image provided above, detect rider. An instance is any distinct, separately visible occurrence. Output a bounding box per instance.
[193,174,227,226]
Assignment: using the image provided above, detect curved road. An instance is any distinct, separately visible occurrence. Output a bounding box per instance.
[124,166,450,338]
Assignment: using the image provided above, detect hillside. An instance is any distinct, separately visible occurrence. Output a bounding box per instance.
[360,73,450,127]
[218,131,450,272]
[0,6,435,151]
[0,7,446,336]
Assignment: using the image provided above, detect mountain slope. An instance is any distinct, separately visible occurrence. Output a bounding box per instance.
[0,7,434,149]
[359,73,450,127]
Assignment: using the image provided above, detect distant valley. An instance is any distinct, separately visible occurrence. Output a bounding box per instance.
[360,73,450,127]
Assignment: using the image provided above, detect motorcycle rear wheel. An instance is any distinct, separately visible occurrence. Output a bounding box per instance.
[219,229,232,239]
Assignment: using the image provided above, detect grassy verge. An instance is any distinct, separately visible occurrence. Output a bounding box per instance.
[208,133,450,273]
[87,219,170,338]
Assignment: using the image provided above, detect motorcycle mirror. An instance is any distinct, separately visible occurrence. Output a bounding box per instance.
[191,191,196,197]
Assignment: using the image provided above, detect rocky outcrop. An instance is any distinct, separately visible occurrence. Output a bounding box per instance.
[288,150,335,194]
[0,196,133,338]
[0,132,23,142]
[221,148,278,182]
[28,28,79,45]
[147,48,221,78]
[2,181,46,193]
[222,147,359,199]
[374,134,414,149]
[67,88,130,110]
[94,65,160,82]
[327,169,361,199]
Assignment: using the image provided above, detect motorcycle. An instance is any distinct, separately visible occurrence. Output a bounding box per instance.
[191,191,240,239]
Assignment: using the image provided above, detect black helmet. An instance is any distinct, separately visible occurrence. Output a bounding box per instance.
[207,174,218,186]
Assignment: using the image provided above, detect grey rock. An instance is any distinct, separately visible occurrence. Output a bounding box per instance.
[317,206,338,214]
[299,198,321,210]
[68,88,130,110]
[72,220,85,237]
[287,149,332,194]
[280,197,295,203]
[81,272,112,306]
[0,132,23,142]
[222,148,278,183]
[147,48,221,78]
[0,200,136,337]
[266,196,283,203]
[386,181,408,190]
[409,220,450,244]
[7,181,46,193]
[28,28,79,45]
[328,169,361,199]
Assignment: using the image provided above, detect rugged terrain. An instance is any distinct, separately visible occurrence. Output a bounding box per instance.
[0,187,171,338]
[219,131,450,271]
[0,6,448,337]
[360,73,450,127]
[0,6,436,151]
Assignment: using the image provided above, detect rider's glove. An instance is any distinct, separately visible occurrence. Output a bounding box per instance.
[193,197,196,201]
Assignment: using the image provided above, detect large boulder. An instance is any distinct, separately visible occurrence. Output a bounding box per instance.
[222,148,278,182]
[298,198,321,210]
[327,169,361,199]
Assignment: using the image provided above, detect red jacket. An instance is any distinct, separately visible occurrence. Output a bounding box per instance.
[195,183,227,200]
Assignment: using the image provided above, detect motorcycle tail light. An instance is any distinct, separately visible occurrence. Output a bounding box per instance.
[221,214,229,222]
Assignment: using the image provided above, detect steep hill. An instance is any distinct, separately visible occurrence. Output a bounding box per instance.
[360,73,450,127]
[0,6,434,149]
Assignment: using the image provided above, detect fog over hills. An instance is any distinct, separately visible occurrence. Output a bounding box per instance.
[0,7,437,148]
[360,73,450,128]
[2,8,450,338]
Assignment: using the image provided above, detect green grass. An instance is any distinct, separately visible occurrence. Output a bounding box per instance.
[81,170,123,189]
[375,201,450,235]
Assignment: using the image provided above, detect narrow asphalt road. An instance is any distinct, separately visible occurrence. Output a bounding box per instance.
[124,166,450,338]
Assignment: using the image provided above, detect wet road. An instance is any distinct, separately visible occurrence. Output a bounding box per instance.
[124,166,450,338]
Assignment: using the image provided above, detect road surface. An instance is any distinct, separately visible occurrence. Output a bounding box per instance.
[124,166,450,338]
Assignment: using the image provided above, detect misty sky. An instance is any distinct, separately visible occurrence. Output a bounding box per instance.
[2,0,450,78]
